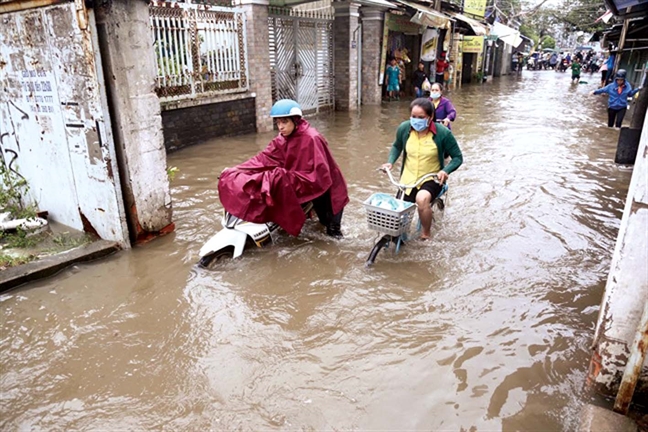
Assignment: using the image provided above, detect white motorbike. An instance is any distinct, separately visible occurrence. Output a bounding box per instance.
[198,202,314,268]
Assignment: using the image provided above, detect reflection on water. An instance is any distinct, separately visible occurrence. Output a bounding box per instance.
[0,71,632,430]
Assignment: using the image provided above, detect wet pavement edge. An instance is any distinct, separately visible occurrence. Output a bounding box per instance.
[0,240,121,293]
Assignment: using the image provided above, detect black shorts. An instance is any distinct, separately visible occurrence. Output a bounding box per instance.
[403,180,442,203]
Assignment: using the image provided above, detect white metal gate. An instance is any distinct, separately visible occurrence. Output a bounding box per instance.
[268,7,334,114]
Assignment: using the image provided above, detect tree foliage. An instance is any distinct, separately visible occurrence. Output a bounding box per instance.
[493,0,612,45]
[492,0,551,22]
[540,35,556,49]
[524,8,559,38]
[519,23,539,46]
[551,0,610,33]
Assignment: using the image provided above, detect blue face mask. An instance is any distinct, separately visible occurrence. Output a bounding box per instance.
[410,117,429,132]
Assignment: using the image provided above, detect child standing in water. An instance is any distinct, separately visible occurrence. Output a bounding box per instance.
[571,59,582,83]
[385,58,401,101]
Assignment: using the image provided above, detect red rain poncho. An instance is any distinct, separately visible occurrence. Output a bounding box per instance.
[217,120,349,236]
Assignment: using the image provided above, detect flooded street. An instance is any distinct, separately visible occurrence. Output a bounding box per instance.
[1,71,633,430]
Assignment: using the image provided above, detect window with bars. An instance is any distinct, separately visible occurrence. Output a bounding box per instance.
[149,0,248,101]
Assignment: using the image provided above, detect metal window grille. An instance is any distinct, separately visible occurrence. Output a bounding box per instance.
[149,0,249,102]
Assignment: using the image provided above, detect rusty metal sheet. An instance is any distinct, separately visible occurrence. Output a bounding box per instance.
[0,3,129,245]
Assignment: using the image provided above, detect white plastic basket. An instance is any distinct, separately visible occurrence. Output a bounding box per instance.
[363,194,416,237]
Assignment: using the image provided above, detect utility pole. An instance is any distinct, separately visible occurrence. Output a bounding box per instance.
[613,18,629,74]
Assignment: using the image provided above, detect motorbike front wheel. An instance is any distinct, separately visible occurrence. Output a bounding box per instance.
[366,235,391,266]
[198,246,235,269]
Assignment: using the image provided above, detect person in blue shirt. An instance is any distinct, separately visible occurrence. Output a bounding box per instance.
[604,52,616,84]
[591,69,641,128]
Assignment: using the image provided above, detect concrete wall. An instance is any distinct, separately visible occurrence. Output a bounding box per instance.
[95,0,174,244]
[588,123,648,398]
[493,43,503,77]
[0,3,129,245]
[503,44,512,75]
[162,97,256,152]
[361,8,384,105]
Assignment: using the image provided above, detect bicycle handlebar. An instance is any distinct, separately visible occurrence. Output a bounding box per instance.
[378,167,439,190]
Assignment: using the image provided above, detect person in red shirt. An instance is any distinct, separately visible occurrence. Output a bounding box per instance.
[435,52,449,84]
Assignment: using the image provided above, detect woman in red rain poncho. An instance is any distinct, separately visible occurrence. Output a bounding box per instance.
[217,99,349,237]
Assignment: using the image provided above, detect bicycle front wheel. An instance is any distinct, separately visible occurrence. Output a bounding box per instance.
[366,235,391,266]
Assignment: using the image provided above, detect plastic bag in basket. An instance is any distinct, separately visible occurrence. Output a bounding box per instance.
[369,193,411,211]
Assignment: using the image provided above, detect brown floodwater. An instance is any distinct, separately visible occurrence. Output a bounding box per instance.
[1,71,634,430]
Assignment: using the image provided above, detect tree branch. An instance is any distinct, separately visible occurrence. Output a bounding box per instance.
[512,0,551,19]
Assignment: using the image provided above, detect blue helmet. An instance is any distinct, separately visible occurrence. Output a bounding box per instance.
[615,69,627,80]
[270,99,303,118]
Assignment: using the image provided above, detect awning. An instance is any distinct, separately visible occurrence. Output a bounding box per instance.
[595,9,614,24]
[518,34,533,48]
[604,0,648,18]
[448,12,488,36]
[589,31,603,42]
[394,0,453,30]
[354,0,397,8]
[491,21,522,48]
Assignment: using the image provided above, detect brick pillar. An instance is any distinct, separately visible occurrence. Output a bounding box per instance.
[361,7,385,105]
[236,0,273,132]
[333,1,360,111]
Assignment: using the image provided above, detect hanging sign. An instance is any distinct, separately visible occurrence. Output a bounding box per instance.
[463,0,487,17]
[411,10,450,29]
[462,36,484,53]
[420,28,439,62]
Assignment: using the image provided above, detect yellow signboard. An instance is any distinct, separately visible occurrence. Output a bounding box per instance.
[463,0,487,18]
[462,36,484,53]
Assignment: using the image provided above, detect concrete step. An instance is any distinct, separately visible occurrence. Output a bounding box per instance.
[0,240,121,292]
[579,404,639,432]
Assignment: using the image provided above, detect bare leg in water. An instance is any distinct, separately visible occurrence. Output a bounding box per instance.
[415,190,433,239]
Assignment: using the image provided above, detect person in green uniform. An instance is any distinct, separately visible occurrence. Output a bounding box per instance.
[571,59,582,83]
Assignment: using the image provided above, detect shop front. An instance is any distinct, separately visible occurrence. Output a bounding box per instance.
[379,11,424,98]
[379,1,453,98]
[461,35,484,84]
